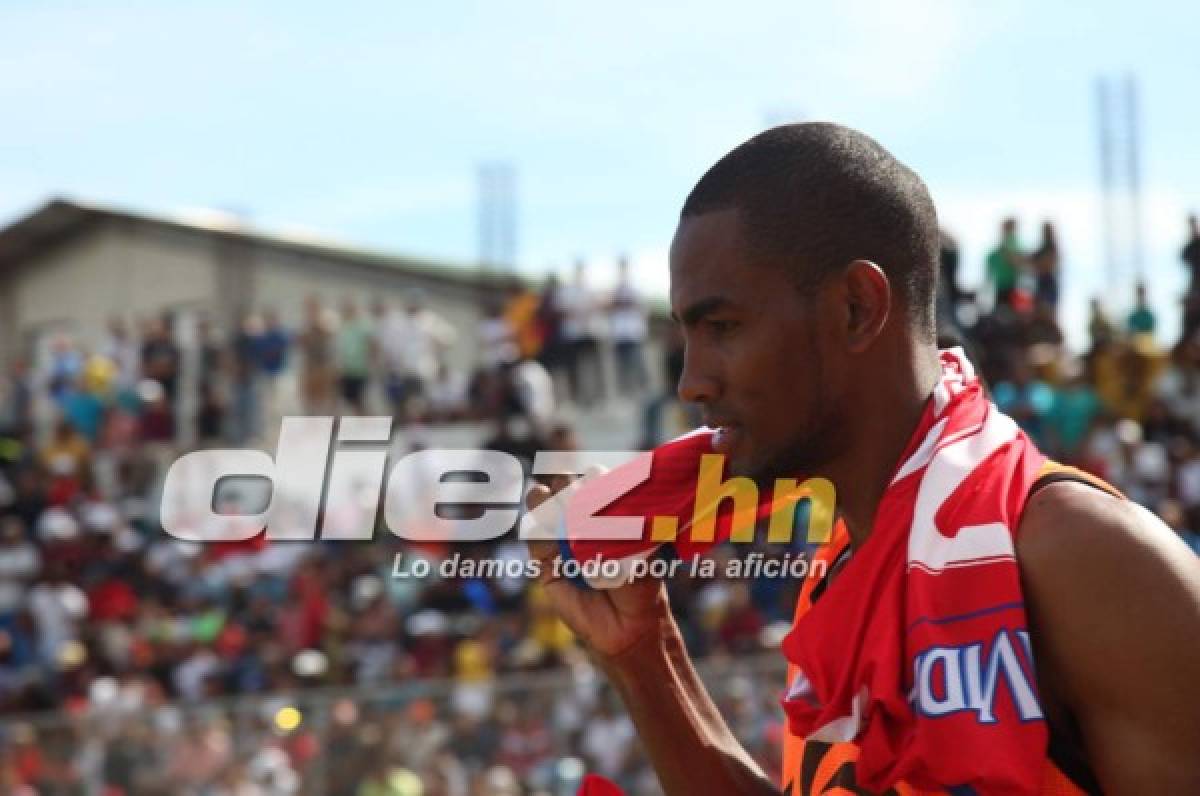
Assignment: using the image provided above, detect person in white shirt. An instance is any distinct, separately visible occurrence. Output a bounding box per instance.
[610,255,649,395]
[558,260,606,407]
[477,300,520,371]
[101,317,141,390]
[377,289,457,421]
[426,362,469,421]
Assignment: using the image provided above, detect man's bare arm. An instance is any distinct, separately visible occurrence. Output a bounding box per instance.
[598,611,780,796]
[1018,481,1200,794]
[525,483,779,796]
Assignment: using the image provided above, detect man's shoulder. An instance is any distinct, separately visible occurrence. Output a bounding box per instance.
[1016,478,1200,614]
[1018,479,1156,572]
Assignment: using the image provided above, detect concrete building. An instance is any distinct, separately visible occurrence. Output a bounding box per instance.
[0,197,512,372]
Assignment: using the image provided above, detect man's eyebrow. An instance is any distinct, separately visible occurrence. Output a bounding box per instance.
[673,295,735,327]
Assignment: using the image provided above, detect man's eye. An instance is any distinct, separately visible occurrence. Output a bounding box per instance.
[706,319,737,335]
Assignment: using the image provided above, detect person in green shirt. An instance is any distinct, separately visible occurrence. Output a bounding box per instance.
[1127,282,1157,337]
[336,298,375,414]
[985,217,1023,309]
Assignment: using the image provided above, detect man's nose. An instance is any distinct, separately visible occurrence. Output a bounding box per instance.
[676,347,719,405]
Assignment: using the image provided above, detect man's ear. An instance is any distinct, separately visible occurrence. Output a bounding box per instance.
[842,260,890,352]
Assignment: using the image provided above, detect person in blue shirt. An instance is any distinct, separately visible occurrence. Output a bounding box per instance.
[992,356,1056,448]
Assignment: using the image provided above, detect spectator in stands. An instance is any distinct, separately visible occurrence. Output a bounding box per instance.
[1031,221,1060,314]
[40,418,90,484]
[257,307,292,425]
[1157,336,1200,432]
[0,359,32,436]
[535,274,570,402]
[1024,302,1064,348]
[1088,298,1116,353]
[1182,214,1200,343]
[195,316,226,443]
[986,218,1024,310]
[45,334,83,402]
[503,278,543,362]
[426,362,469,422]
[478,299,520,373]
[140,315,181,411]
[102,316,141,391]
[299,297,337,415]
[936,230,971,336]
[379,290,457,422]
[59,373,105,444]
[336,298,374,415]
[509,359,556,431]
[610,255,649,396]
[229,311,264,444]
[1045,360,1102,462]
[1094,336,1166,422]
[560,260,605,407]
[1128,282,1157,338]
[0,517,39,617]
[1183,214,1200,293]
[581,695,636,785]
[992,353,1055,447]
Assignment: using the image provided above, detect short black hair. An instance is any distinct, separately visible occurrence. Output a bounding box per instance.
[681,122,939,339]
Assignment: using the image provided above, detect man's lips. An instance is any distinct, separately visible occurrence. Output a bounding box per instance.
[709,423,743,455]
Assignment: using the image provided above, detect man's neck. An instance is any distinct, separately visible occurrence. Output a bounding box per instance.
[830,347,943,550]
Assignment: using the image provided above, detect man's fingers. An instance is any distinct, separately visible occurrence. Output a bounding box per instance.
[548,474,573,494]
[526,483,552,511]
[527,538,559,566]
[524,487,563,581]
[526,539,567,588]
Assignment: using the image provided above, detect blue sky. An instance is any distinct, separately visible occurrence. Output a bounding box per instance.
[2,1,1198,346]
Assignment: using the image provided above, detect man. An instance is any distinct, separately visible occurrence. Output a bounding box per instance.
[1127,282,1157,338]
[334,298,373,415]
[1180,214,1200,343]
[610,255,650,396]
[528,124,1200,794]
[560,260,607,407]
[1182,213,1200,293]
[986,218,1024,310]
[297,297,335,415]
[377,289,456,421]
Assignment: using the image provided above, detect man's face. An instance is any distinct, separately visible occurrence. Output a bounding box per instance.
[669,209,846,482]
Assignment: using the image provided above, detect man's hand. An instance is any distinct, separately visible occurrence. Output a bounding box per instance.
[524,479,669,662]
[522,476,780,795]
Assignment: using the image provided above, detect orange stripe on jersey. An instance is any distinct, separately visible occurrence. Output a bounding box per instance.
[782,521,854,794]
[1034,460,1124,501]
[810,741,858,793]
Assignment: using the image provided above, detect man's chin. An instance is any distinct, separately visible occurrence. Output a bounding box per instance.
[727,451,777,485]
[742,447,825,487]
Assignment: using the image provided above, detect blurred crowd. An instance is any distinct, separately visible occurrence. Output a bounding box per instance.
[0,215,1198,794]
[4,255,652,455]
[944,213,1200,552]
[0,254,735,795]
[0,654,787,796]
